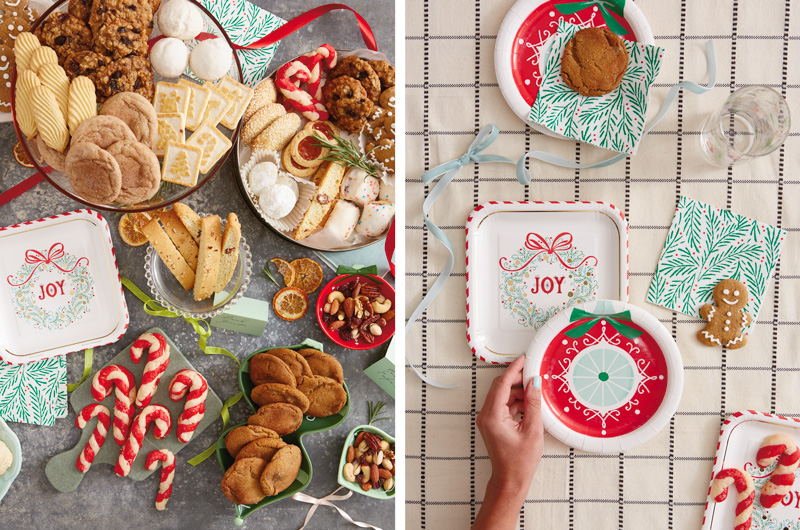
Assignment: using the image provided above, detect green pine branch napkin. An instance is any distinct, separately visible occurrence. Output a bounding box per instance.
[0,356,68,426]
[647,196,786,324]
[191,0,285,87]
[530,21,664,154]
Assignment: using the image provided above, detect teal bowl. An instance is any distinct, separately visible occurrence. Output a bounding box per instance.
[337,424,395,499]
[216,338,350,525]
[0,418,21,502]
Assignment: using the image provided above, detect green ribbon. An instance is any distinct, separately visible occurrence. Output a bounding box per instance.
[555,0,628,36]
[334,264,381,285]
[187,392,244,466]
[66,348,93,392]
[564,309,643,339]
[120,277,239,365]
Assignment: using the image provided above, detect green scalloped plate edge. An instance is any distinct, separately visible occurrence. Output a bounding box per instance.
[216,338,350,525]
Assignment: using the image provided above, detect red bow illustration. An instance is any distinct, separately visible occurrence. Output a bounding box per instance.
[6,243,89,287]
[499,233,598,273]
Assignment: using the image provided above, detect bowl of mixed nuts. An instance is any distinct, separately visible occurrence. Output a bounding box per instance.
[316,274,395,350]
[337,425,395,499]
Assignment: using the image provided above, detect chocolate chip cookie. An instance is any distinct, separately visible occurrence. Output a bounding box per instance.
[94,55,154,102]
[329,55,381,102]
[63,50,109,80]
[33,12,92,64]
[321,76,373,134]
[561,27,628,97]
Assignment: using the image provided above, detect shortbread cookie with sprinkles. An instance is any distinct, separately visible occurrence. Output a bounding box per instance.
[243,77,277,122]
[697,279,750,350]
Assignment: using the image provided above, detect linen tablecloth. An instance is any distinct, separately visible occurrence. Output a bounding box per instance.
[405,0,800,528]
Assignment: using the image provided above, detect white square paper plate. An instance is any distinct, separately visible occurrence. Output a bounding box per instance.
[702,411,800,530]
[0,210,129,364]
[465,201,628,364]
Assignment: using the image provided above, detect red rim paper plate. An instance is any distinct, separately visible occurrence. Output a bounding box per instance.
[465,201,628,364]
[0,210,129,364]
[702,411,800,530]
[523,299,683,453]
[495,0,654,135]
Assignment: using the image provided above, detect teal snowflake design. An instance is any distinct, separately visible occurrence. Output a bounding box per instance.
[499,237,598,329]
[9,256,94,331]
[571,347,636,408]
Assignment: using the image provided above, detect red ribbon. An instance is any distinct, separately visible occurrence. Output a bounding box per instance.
[385,219,395,277]
[499,233,598,273]
[232,3,377,52]
[6,243,90,287]
[0,167,52,207]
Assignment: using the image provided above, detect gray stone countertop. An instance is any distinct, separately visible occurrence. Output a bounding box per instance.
[0,0,395,528]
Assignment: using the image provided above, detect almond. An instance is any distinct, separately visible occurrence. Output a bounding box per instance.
[347,446,355,463]
[329,298,340,315]
[343,297,356,318]
[378,468,392,480]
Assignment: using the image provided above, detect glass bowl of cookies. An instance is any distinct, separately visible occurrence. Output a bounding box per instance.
[144,204,252,319]
[234,45,396,251]
[10,0,249,213]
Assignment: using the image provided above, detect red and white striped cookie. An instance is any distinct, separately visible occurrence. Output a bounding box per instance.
[145,449,176,510]
[115,404,172,477]
[757,434,800,508]
[711,468,755,530]
[301,44,337,101]
[169,369,208,443]
[275,60,328,122]
[75,403,111,473]
[91,364,137,445]
[130,332,171,408]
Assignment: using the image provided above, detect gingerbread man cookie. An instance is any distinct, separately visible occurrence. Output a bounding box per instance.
[697,279,751,349]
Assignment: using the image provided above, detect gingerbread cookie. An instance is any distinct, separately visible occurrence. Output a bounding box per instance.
[561,27,628,97]
[1,0,39,24]
[0,44,12,111]
[0,15,28,48]
[697,279,751,350]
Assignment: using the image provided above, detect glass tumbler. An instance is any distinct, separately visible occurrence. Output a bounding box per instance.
[699,85,791,166]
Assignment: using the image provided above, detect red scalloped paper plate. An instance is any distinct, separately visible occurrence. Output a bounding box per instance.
[523,299,682,453]
[702,411,800,530]
[495,0,654,136]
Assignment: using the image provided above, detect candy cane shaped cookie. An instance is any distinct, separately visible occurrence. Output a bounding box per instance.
[91,364,137,445]
[275,60,328,122]
[711,468,755,530]
[115,404,172,477]
[757,434,800,508]
[169,369,208,443]
[301,44,337,101]
[145,449,176,511]
[130,332,171,408]
[75,403,111,473]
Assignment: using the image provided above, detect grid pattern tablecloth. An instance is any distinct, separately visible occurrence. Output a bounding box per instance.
[405,0,800,528]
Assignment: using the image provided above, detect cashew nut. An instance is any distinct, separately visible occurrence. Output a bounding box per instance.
[361,465,371,482]
[358,440,368,452]
[353,464,361,476]
[327,291,345,303]
[383,477,394,491]
[369,324,383,336]
[343,463,356,482]
[365,453,373,464]
[371,299,392,314]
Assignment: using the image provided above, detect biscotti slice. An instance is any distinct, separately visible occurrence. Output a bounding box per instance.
[160,209,199,271]
[193,214,222,301]
[173,202,202,242]
[294,161,346,240]
[142,218,196,290]
[214,213,241,293]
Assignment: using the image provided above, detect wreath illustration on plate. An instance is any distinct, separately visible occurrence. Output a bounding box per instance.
[6,243,93,331]
[498,232,599,328]
[744,460,800,530]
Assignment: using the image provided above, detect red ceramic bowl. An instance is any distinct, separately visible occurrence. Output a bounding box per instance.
[316,274,395,350]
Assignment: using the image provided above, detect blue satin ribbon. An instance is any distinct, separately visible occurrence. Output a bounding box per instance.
[407,41,717,388]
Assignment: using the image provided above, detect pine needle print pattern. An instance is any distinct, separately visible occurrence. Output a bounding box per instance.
[529,21,664,154]
[0,356,67,425]
[647,196,786,322]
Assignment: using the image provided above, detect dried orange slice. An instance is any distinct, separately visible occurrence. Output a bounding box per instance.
[13,141,34,168]
[273,287,309,321]
[290,258,324,294]
[118,212,154,247]
[270,258,296,287]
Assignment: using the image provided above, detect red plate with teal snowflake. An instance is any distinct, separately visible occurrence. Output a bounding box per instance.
[523,300,682,453]
[495,0,654,133]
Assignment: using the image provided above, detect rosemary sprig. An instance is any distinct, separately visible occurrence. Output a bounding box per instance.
[367,401,391,425]
[315,134,381,179]
[260,262,280,287]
